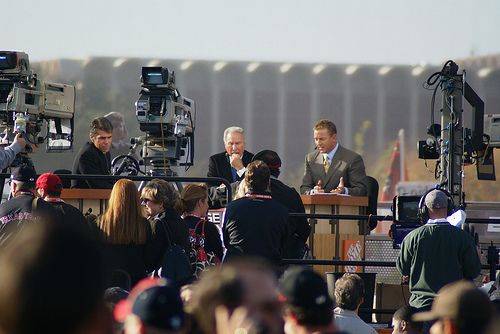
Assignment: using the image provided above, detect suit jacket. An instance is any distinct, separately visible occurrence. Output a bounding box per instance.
[207,150,254,184]
[300,145,367,196]
[72,142,114,189]
[270,178,311,258]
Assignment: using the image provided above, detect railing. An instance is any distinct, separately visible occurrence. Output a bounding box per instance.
[0,173,233,203]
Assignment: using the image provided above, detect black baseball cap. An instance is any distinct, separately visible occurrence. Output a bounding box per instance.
[10,164,37,183]
[279,266,333,309]
[114,278,185,331]
[252,150,282,171]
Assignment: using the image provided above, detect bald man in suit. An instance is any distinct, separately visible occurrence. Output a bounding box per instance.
[300,119,367,196]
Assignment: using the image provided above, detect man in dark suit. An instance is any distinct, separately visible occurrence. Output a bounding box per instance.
[252,149,311,259]
[207,126,253,184]
[72,117,115,189]
[301,119,366,196]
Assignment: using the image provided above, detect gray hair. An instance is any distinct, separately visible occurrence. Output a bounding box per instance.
[223,126,245,144]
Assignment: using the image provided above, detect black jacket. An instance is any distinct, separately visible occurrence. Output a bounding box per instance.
[223,192,288,265]
[46,200,91,235]
[184,215,224,261]
[207,150,254,184]
[72,142,114,189]
[150,208,190,270]
[0,194,62,247]
[270,178,311,258]
[90,217,156,289]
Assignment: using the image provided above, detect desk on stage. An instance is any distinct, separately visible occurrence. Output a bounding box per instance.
[301,194,368,274]
[61,189,111,215]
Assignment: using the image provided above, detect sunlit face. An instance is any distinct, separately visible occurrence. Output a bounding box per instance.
[224,132,245,156]
[141,197,164,218]
[314,128,337,153]
[90,130,113,154]
[391,318,402,334]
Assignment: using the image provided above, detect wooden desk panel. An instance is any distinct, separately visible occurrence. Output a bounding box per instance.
[61,189,111,215]
[302,195,368,274]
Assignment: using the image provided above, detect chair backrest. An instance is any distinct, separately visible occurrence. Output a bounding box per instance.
[53,169,72,189]
[361,176,379,230]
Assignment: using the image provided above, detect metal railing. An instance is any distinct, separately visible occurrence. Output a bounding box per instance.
[0,173,233,203]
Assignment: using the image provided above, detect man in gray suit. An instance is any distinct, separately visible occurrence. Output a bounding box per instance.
[300,119,367,196]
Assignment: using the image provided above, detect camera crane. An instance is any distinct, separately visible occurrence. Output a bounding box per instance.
[418,60,486,209]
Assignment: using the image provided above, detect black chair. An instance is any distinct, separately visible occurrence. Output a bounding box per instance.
[361,176,379,231]
[53,169,72,189]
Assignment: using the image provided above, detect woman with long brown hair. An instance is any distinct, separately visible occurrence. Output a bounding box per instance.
[176,183,223,275]
[93,179,155,288]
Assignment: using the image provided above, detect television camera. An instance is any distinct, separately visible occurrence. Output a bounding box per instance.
[111,66,195,177]
[0,51,75,166]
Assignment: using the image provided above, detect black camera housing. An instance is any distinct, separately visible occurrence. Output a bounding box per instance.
[417,139,439,159]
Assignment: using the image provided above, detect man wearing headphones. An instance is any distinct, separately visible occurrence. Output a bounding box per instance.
[396,189,481,314]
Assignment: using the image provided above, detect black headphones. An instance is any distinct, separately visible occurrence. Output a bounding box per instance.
[418,187,455,223]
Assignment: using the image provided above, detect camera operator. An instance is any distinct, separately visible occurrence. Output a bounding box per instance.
[396,190,481,322]
[0,133,30,170]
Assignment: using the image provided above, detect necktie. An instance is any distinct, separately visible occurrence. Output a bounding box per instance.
[323,155,329,173]
[231,167,238,182]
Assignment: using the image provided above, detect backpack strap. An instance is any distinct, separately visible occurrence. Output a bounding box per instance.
[193,218,207,239]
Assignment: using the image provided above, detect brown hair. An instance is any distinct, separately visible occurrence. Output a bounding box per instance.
[141,179,179,210]
[245,160,270,192]
[314,119,337,136]
[186,267,245,334]
[334,273,365,311]
[90,117,113,138]
[175,183,208,215]
[99,179,147,244]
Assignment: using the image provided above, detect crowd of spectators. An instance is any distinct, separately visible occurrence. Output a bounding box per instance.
[0,159,498,334]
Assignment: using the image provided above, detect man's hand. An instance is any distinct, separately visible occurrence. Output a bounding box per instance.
[229,153,244,170]
[215,305,254,334]
[313,179,325,194]
[13,133,32,152]
[331,177,345,194]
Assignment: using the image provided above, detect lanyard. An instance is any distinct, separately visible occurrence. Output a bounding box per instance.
[44,198,65,203]
[245,193,272,200]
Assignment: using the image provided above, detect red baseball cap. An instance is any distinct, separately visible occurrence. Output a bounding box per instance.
[36,173,63,192]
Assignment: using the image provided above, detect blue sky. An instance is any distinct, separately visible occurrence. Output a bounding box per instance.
[6,0,500,65]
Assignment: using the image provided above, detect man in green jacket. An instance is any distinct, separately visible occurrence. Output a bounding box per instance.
[396,189,480,311]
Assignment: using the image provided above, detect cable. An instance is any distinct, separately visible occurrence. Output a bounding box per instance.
[424,60,463,136]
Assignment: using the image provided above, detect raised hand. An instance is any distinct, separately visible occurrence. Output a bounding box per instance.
[313,179,325,193]
[331,176,345,194]
[229,153,244,170]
